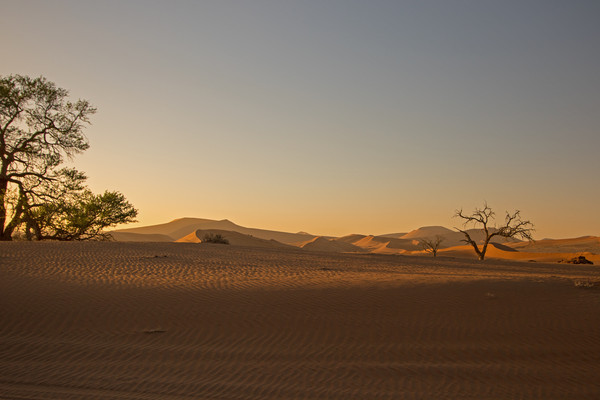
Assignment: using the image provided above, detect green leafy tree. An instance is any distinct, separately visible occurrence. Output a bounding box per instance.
[1,74,136,240]
[0,74,95,240]
[26,188,137,241]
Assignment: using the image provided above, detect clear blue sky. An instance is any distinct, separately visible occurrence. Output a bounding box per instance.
[2,0,599,238]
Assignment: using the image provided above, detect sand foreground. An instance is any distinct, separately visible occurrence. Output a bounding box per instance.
[1,242,600,399]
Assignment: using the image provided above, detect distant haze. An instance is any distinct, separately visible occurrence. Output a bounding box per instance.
[2,1,599,238]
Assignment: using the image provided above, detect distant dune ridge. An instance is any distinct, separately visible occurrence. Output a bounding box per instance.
[113,217,314,244]
[110,218,600,263]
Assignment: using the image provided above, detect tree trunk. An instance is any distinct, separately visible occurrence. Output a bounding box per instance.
[22,209,43,241]
[467,241,484,260]
[25,221,33,241]
[0,178,8,240]
[478,240,490,261]
[3,198,25,241]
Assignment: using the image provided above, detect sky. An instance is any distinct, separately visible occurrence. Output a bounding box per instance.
[2,0,599,238]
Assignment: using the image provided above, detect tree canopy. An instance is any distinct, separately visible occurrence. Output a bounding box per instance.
[0,74,136,240]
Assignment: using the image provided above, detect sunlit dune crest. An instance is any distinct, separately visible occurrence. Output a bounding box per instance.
[345,235,419,254]
[400,225,455,239]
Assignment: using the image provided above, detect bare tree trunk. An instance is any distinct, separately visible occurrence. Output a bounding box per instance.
[479,240,490,260]
[467,241,484,260]
[459,230,485,260]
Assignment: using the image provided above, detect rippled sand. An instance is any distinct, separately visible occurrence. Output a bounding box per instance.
[1,242,600,399]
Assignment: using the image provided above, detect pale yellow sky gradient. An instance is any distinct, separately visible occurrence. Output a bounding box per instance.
[2,1,599,239]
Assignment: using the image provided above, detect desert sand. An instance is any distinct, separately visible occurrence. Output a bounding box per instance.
[1,241,600,399]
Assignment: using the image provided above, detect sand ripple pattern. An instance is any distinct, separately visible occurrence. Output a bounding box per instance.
[1,242,600,399]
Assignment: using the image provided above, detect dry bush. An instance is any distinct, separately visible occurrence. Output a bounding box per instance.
[574,280,596,289]
[203,233,229,244]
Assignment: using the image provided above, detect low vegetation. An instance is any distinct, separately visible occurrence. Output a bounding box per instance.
[574,280,596,289]
[559,256,594,265]
[203,233,229,244]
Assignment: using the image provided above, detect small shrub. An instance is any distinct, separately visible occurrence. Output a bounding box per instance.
[559,256,593,265]
[574,280,596,289]
[203,233,229,244]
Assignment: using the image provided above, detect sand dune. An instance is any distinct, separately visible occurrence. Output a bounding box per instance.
[114,217,315,244]
[298,236,364,253]
[377,232,408,239]
[508,235,600,253]
[400,225,468,247]
[114,217,218,238]
[401,226,521,248]
[437,243,525,259]
[175,229,294,249]
[1,242,600,399]
[400,225,456,239]
[337,234,420,254]
[109,218,600,266]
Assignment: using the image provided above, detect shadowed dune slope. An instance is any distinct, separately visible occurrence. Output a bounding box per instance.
[400,226,455,239]
[114,217,217,239]
[438,242,600,263]
[298,236,364,253]
[402,226,521,248]
[339,235,420,254]
[508,236,600,253]
[175,229,294,249]
[377,232,408,239]
[335,234,368,243]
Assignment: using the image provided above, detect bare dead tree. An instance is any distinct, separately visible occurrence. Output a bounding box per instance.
[454,202,534,261]
[420,235,445,257]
